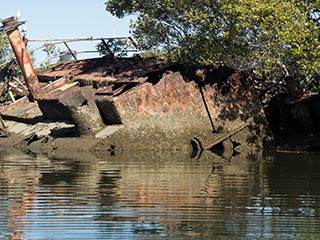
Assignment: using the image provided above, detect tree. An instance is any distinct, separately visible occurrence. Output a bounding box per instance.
[96,38,129,57]
[227,0,320,82]
[105,0,320,83]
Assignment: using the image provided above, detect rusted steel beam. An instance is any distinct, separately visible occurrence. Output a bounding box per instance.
[1,17,42,100]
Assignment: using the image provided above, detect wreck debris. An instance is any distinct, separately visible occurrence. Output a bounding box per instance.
[0,113,5,129]
[203,123,249,150]
[0,58,28,103]
[5,51,266,153]
[29,58,267,152]
[0,15,269,155]
[0,59,15,96]
[36,83,105,136]
[58,86,104,135]
[0,17,42,100]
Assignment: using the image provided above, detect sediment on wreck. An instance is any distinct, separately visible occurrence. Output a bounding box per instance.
[86,63,267,155]
[0,32,267,156]
[37,85,105,136]
[2,15,320,155]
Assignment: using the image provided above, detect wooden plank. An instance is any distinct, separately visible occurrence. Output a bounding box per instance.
[41,77,67,93]
[54,82,78,92]
[204,123,249,150]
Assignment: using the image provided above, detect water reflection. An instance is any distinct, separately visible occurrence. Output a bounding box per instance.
[0,148,320,239]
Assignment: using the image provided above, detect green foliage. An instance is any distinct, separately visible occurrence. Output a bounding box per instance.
[0,32,9,50]
[138,49,166,60]
[227,0,320,80]
[39,42,60,69]
[105,0,320,81]
[96,39,128,57]
[0,32,11,65]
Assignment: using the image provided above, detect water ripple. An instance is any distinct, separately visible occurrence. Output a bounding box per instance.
[1,151,320,239]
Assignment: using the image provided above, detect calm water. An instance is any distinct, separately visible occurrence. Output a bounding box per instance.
[0,148,320,239]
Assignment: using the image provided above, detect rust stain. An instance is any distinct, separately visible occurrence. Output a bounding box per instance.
[1,17,42,100]
[1,16,265,145]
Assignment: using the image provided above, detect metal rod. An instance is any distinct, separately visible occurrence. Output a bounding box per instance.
[100,38,113,55]
[13,76,28,89]
[28,36,133,43]
[8,82,26,94]
[76,50,138,54]
[198,84,217,133]
[28,37,94,42]
[63,42,78,61]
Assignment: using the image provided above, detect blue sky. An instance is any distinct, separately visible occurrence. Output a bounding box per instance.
[1,1,132,65]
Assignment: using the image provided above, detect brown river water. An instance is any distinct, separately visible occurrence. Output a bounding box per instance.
[0,148,320,239]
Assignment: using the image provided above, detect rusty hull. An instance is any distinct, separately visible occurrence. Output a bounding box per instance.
[36,56,266,152]
[0,22,266,153]
[104,70,265,151]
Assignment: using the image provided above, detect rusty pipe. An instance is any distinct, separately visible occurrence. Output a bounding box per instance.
[1,17,42,100]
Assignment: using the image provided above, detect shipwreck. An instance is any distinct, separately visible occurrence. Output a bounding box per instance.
[0,16,268,157]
